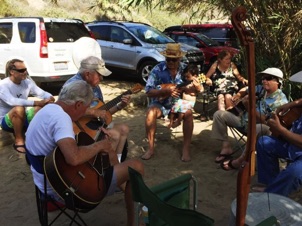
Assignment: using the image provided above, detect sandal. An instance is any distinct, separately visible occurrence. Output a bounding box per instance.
[13,144,26,154]
[221,159,239,171]
[214,153,234,163]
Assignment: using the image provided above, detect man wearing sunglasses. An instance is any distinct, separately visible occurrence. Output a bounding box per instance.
[212,67,288,170]
[0,59,55,153]
[143,43,194,162]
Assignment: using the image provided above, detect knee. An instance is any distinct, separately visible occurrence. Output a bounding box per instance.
[119,124,129,136]
[256,136,272,152]
[129,159,144,176]
[11,106,26,118]
[213,110,224,120]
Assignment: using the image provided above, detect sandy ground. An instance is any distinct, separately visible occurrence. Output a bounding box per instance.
[1,78,299,226]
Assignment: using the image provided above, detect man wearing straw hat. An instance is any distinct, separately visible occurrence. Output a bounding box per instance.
[143,43,195,162]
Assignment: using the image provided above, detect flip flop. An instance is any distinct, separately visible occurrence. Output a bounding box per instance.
[214,153,234,163]
[13,144,26,154]
[221,159,239,171]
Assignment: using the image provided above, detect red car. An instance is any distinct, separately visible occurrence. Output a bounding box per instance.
[168,31,240,68]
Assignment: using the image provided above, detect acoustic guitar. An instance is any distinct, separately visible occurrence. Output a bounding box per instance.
[270,107,302,137]
[44,132,110,212]
[227,98,247,116]
[73,83,144,139]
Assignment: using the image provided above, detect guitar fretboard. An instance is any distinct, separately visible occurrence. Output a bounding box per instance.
[99,90,132,111]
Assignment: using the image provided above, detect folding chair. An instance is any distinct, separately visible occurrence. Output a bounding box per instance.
[128,167,214,226]
[228,126,247,153]
[27,153,88,226]
[195,86,217,121]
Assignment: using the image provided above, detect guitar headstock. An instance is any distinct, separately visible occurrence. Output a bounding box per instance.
[130,83,144,94]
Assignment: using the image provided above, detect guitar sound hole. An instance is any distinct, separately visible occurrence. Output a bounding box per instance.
[86,119,105,130]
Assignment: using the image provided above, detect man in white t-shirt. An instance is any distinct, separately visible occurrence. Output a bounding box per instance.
[0,59,54,153]
[26,80,144,225]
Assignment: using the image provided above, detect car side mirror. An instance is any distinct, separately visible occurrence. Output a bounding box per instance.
[123,39,133,44]
[196,43,203,48]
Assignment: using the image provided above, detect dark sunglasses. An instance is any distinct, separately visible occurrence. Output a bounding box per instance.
[12,68,27,73]
[166,58,178,62]
[261,75,275,81]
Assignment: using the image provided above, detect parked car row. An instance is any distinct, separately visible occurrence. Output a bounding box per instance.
[0,17,240,85]
[163,23,238,48]
[167,31,239,69]
[86,21,204,83]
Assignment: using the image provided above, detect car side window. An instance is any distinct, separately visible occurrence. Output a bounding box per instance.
[90,25,110,41]
[18,22,36,43]
[110,27,131,43]
[0,23,13,44]
[178,35,199,47]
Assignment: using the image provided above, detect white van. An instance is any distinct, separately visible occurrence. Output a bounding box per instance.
[0,17,93,85]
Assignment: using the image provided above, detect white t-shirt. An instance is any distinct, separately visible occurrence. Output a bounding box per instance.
[26,104,75,199]
[0,77,53,121]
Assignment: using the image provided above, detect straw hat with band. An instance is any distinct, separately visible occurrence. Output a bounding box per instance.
[160,43,186,58]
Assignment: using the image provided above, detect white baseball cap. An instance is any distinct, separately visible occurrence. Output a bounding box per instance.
[289,71,302,83]
[258,67,284,80]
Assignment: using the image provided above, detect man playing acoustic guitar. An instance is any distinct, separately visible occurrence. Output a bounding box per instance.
[212,68,288,170]
[26,81,144,226]
[64,56,131,163]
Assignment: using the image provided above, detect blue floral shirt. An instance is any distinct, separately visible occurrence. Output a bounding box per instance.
[64,72,104,101]
[145,61,187,116]
[241,85,288,130]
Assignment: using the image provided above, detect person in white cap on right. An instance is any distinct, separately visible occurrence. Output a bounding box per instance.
[212,67,288,171]
[64,56,131,164]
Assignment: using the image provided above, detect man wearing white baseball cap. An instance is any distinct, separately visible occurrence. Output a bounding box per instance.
[258,67,284,86]
[213,67,288,171]
[254,72,302,195]
[64,56,131,164]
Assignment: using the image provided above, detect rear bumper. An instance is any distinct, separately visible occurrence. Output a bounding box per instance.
[29,74,74,83]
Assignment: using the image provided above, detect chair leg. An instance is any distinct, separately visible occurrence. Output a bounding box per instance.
[35,186,87,226]
[229,127,246,153]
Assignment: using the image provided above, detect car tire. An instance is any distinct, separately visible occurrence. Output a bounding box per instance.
[138,60,157,84]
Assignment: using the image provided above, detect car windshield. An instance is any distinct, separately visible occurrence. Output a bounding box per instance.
[195,33,220,47]
[127,24,175,44]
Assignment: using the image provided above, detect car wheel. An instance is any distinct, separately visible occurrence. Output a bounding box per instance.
[138,60,157,84]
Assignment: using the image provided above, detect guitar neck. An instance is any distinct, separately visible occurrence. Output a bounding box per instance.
[100,90,132,111]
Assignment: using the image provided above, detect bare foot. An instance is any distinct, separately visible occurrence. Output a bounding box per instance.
[181,153,191,162]
[171,120,181,128]
[141,151,154,160]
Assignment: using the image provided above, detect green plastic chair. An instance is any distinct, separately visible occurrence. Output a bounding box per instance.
[128,167,214,226]
[256,216,279,226]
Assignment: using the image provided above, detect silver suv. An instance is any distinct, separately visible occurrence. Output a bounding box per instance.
[86,21,204,83]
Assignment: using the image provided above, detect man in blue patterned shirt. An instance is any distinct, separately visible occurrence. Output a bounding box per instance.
[142,43,195,162]
[212,68,288,170]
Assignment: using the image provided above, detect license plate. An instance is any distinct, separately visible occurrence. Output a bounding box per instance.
[54,62,68,71]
